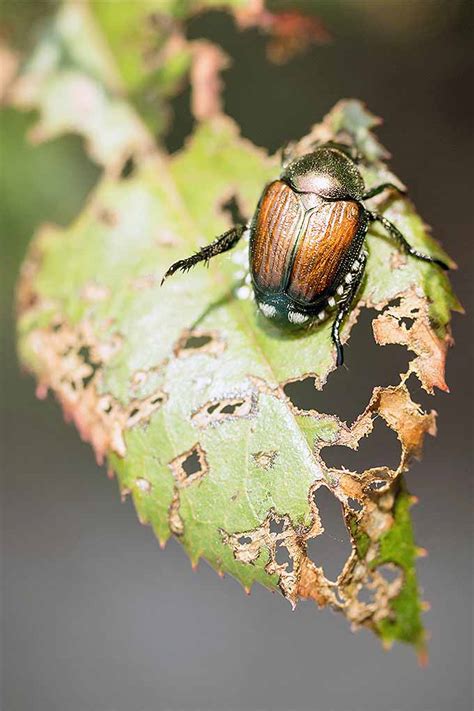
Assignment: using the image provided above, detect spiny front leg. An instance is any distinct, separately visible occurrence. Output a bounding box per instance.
[331,251,367,366]
[161,224,246,285]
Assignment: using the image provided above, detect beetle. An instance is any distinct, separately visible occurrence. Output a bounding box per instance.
[162,141,449,366]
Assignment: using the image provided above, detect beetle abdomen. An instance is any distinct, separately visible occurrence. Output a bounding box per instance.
[287,200,361,303]
[251,180,303,293]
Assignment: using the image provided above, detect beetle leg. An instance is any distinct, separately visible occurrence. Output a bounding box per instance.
[161,224,246,284]
[367,211,449,270]
[362,183,407,200]
[331,252,367,367]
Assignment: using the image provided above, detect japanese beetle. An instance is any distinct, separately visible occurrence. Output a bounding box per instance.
[162,142,448,365]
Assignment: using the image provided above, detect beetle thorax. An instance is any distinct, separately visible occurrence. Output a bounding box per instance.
[283,146,364,201]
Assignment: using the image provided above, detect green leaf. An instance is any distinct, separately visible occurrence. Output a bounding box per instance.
[371,482,425,652]
[11,0,460,651]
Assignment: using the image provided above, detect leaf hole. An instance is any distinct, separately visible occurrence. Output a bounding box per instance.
[268,517,294,573]
[405,372,438,412]
[150,394,165,406]
[269,518,285,536]
[378,563,401,586]
[382,296,402,311]
[174,329,225,358]
[182,449,203,478]
[307,487,352,582]
[192,393,256,428]
[183,334,213,350]
[284,310,410,423]
[322,419,400,473]
[123,389,167,429]
[347,497,363,514]
[170,443,209,487]
[364,478,391,494]
[283,376,315,410]
[120,155,136,180]
[275,542,294,573]
[77,345,101,388]
[358,585,375,605]
[221,400,244,415]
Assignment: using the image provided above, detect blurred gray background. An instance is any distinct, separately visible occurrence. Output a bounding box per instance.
[1,1,473,710]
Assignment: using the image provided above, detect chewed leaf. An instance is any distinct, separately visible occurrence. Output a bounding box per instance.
[13,0,460,652]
